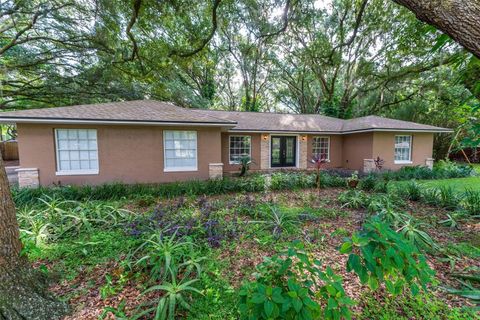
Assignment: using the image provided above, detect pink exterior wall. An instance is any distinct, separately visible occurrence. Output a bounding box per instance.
[17,124,222,186]
[306,135,343,169]
[221,133,261,173]
[342,132,374,170]
[16,123,436,187]
[372,132,433,170]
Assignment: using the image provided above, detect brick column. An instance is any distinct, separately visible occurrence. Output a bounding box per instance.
[363,159,375,173]
[298,136,308,169]
[209,163,224,179]
[425,158,434,170]
[260,134,270,169]
[16,168,39,188]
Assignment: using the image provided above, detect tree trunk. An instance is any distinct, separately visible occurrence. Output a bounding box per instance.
[392,0,480,58]
[0,154,69,319]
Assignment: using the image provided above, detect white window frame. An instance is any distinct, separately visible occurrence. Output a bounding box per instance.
[229,135,252,164]
[54,129,99,176]
[394,135,413,164]
[312,136,330,160]
[163,130,198,172]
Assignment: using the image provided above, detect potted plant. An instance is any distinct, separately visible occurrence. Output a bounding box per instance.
[311,153,330,191]
[347,171,359,188]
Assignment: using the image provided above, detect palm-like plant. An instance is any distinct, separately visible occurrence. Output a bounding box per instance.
[238,156,254,177]
[135,268,203,320]
[134,231,192,281]
[251,205,299,238]
[311,153,330,190]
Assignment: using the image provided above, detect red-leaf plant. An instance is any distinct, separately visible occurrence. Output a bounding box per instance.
[311,153,330,191]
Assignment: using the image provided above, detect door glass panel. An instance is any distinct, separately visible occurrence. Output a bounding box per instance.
[285,137,295,165]
[271,137,281,165]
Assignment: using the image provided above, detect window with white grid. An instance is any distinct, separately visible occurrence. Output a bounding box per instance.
[164,130,197,171]
[229,136,251,164]
[55,129,99,174]
[312,136,330,160]
[394,135,412,163]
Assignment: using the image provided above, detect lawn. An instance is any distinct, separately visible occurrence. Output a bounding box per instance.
[14,171,480,320]
[394,163,480,192]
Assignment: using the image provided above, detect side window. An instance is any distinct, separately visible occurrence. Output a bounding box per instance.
[394,135,412,163]
[164,130,198,171]
[55,129,98,174]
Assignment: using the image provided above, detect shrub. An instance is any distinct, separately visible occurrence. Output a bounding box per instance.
[250,205,299,238]
[340,219,435,296]
[338,190,368,209]
[396,218,438,252]
[437,186,460,210]
[421,188,440,206]
[359,175,377,191]
[239,241,354,320]
[270,172,315,190]
[402,181,422,201]
[461,189,480,216]
[373,179,389,193]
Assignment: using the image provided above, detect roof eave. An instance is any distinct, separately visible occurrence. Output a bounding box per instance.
[0,117,237,127]
[228,128,453,134]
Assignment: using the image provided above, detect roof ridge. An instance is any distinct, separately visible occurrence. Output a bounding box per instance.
[184,107,238,124]
[199,108,345,121]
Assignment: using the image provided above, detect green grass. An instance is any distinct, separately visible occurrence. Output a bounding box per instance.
[472,163,480,174]
[420,176,480,191]
[393,164,480,192]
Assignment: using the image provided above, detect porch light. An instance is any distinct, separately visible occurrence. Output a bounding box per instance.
[301,135,307,141]
[262,134,269,141]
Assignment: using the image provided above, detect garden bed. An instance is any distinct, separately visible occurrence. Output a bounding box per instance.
[17,181,480,319]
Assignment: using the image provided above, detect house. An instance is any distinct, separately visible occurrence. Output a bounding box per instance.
[0,100,452,187]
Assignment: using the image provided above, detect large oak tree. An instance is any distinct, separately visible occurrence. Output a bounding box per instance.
[393,0,480,58]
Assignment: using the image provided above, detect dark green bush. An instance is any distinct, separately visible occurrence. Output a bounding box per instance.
[359,174,376,191]
[403,181,422,201]
[12,175,267,206]
[461,189,480,216]
[270,172,314,190]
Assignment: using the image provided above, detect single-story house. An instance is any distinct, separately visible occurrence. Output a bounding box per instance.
[0,100,452,187]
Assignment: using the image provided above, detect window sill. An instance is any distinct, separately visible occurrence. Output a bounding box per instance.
[56,170,99,176]
[164,167,198,173]
[394,161,413,164]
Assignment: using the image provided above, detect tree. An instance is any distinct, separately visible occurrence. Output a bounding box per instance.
[392,0,480,58]
[0,152,69,318]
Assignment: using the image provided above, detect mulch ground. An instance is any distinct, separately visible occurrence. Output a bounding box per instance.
[42,188,479,319]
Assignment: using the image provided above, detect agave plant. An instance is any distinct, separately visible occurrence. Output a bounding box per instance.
[443,271,480,309]
[338,190,367,209]
[134,231,192,281]
[251,205,299,238]
[135,268,203,320]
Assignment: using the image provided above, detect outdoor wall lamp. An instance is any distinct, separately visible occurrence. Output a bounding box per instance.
[301,135,307,141]
[262,134,269,141]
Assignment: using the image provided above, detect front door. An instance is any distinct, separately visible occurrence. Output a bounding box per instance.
[271,136,297,167]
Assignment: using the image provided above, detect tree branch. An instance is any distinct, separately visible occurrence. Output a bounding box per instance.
[169,0,221,58]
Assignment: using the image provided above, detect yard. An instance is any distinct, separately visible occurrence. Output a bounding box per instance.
[14,165,480,319]
[394,164,480,192]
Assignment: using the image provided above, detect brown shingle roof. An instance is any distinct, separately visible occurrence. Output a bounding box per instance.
[0,100,452,133]
[0,100,236,126]
[199,110,345,132]
[342,116,451,133]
